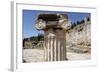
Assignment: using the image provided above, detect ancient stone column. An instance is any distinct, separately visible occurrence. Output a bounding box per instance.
[35,14,71,61]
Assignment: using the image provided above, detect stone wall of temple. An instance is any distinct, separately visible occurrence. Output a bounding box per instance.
[66,21,91,47]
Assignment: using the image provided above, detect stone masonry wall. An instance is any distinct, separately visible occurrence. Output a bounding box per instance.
[66,21,91,47]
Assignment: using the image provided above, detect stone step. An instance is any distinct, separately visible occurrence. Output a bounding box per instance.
[67,46,89,53]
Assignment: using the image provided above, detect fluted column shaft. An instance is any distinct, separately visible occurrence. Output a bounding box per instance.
[44,29,66,61]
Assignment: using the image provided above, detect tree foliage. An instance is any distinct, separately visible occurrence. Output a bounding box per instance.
[71,17,90,29]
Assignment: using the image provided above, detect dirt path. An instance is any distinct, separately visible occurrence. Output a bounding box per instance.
[23,49,44,63]
[23,49,90,63]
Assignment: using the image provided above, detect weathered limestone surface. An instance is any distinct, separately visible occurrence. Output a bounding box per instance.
[44,29,66,61]
[66,19,91,54]
[66,21,91,46]
[35,14,70,61]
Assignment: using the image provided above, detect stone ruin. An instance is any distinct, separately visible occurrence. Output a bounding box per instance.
[35,14,71,61]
